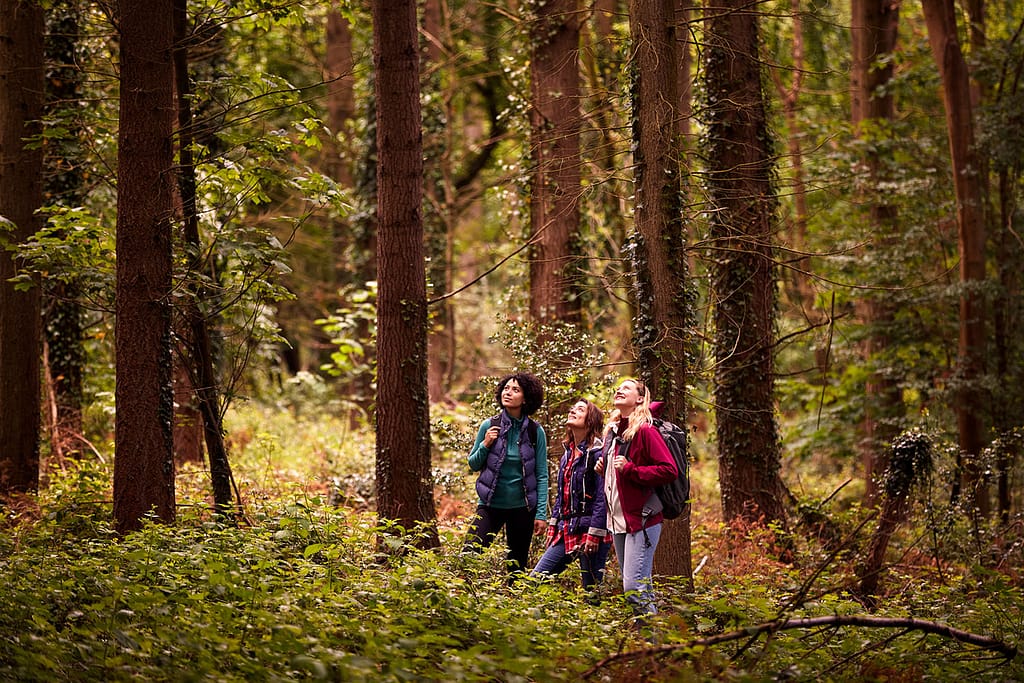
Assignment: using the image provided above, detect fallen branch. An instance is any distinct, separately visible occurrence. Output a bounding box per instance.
[582,615,1017,678]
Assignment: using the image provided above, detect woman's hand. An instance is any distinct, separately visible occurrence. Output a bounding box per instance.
[482,424,499,448]
[613,454,628,472]
[582,539,598,554]
[533,519,547,535]
[594,457,604,475]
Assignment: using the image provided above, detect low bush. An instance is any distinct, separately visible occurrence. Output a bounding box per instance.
[2,404,1022,681]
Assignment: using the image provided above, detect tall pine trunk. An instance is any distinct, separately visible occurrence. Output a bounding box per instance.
[422,0,455,404]
[173,0,234,515]
[0,0,44,493]
[628,0,692,583]
[372,0,439,547]
[921,0,989,518]
[774,0,815,321]
[42,0,86,464]
[528,0,582,325]
[705,0,788,526]
[325,10,355,189]
[851,0,902,505]
[113,0,176,532]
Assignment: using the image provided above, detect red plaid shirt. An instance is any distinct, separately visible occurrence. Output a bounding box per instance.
[546,441,610,552]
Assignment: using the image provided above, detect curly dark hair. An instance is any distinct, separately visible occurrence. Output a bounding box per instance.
[494,372,545,416]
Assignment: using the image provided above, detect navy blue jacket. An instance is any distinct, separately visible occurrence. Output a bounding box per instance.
[549,437,608,538]
[468,411,548,517]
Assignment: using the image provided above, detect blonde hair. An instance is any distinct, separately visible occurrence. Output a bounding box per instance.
[606,378,653,442]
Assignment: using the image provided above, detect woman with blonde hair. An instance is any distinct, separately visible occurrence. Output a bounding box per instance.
[596,378,677,617]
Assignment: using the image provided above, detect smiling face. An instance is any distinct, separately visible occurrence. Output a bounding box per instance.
[612,380,644,416]
[500,378,525,413]
[566,400,589,428]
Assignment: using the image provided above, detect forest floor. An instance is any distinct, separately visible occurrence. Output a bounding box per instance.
[2,402,1022,681]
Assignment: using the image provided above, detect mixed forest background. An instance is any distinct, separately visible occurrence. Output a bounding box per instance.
[3,0,1024,679]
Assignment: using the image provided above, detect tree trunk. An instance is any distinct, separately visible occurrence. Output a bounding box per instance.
[585,0,631,335]
[705,0,788,527]
[628,0,692,582]
[324,6,355,303]
[855,431,932,607]
[595,0,616,41]
[920,0,989,518]
[43,284,84,462]
[0,0,44,493]
[172,362,204,464]
[325,8,376,425]
[422,0,455,405]
[372,0,439,547]
[325,9,355,189]
[774,0,815,320]
[851,0,902,505]
[676,0,700,283]
[676,0,694,145]
[528,0,582,324]
[113,0,177,532]
[42,0,85,464]
[173,0,235,514]
[993,168,1022,523]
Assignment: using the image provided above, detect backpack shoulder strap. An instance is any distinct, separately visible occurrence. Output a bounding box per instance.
[490,414,538,447]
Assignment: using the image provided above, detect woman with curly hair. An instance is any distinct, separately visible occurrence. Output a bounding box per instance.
[531,398,611,591]
[465,372,549,576]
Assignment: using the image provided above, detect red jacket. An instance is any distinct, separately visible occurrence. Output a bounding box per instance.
[605,421,677,533]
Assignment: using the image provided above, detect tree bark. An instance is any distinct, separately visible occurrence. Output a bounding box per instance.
[920,0,989,517]
[774,0,816,321]
[705,0,788,526]
[422,0,455,405]
[372,0,439,547]
[993,169,1022,522]
[851,0,902,505]
[628,0,693,581]
[676,0,694,145]
[113,0,177,532]
[528,0,582,324]
[325,7,377,425]
[173,0,235,514]
[0,0,44,493]
[42,0,85,464]
[585,0,630,331]
[169,5,202,466]
[325,9,355,189]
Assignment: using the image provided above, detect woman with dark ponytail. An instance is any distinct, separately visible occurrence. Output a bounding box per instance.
[531,398,610,591]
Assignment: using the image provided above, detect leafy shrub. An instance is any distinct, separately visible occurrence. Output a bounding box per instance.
[5,407,1024,681]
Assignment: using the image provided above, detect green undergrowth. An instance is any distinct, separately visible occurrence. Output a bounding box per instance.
[4,487,1023,681]
[3,404,1024,681]
[0,497,639,682]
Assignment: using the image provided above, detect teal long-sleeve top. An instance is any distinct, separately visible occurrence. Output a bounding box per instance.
[467,415,548,520]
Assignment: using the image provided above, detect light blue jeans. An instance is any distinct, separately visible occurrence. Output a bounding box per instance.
[612,523,662,615]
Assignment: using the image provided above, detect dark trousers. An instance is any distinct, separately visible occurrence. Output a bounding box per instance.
[464,505,535,574]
